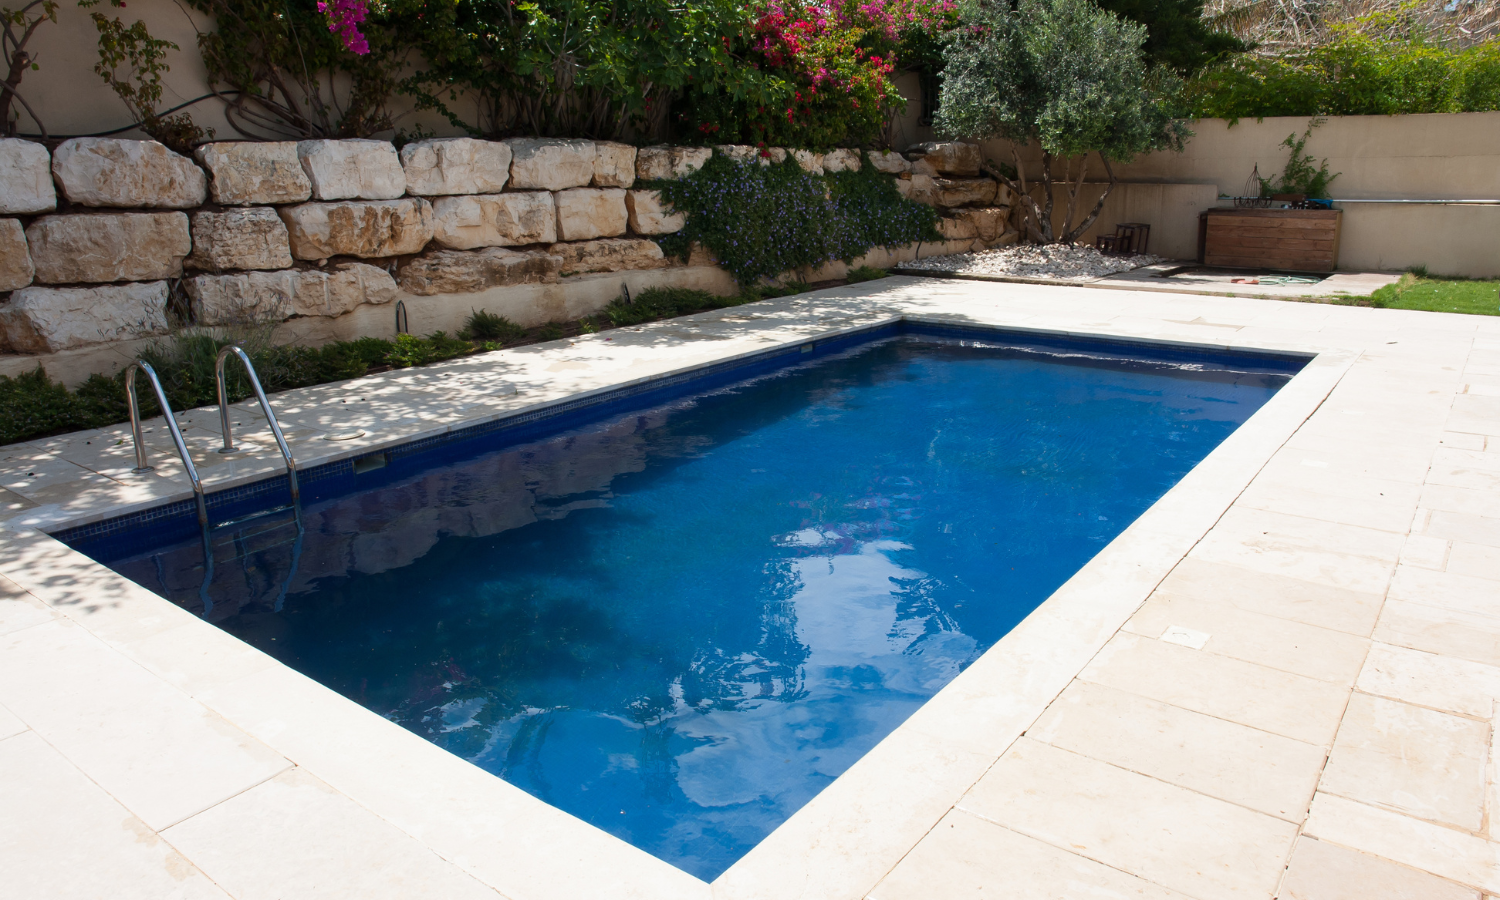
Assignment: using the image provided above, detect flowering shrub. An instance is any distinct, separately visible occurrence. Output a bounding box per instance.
[654,153,939,285]
[680,0,956,147]
[318,0,370,55]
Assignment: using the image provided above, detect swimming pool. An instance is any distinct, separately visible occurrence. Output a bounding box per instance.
[66,324,1304,879]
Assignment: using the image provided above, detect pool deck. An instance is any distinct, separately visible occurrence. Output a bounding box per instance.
[3,275,1499,899]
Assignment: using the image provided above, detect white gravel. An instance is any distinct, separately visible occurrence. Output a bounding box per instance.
[902,244,1162,280]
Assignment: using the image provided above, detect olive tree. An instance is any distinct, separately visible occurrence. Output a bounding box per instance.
[934,0,1190,243]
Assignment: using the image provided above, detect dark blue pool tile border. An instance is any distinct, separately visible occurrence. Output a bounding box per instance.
[54,318,1309,558]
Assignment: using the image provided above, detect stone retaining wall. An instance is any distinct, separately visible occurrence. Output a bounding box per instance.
[0,136,1017,366]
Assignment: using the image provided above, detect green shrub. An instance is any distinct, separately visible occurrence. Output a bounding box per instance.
[846,265,888,283]
[655,154,940,286]
[0,369,88,446]
[604,287,729,327]
[460,309,526,342]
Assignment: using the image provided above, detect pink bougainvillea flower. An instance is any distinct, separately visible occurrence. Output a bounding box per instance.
[318,0,370,55]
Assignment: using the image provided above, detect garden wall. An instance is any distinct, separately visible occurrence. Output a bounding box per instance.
[0,138,1002,386]
[984,112,1500,277]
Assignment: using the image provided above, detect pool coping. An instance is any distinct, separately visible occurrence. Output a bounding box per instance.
[0,278,1357,900]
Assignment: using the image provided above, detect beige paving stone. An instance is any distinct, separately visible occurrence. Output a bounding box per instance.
[1189,507,1399,595]
[1027,681,1325,821]
[871,809,1194,900]
[0,731,228,900]
[0,573,54,636]
[1449,541,1500,580]
[1124,591,1369,684]
[1081,632,1352,746]
[1155,558,1384,636]
[1376,598,1500,667]
[0,699,24,740]
[0,619,290,831]
[1303,792,1500,891]
[1235,478,1420,534]
[1399,533,1451,570]
[1388,565,1500,618]
[960,738,1298,900]
[1357,642,1500,719]
[1279,836,1480,900]
[1320,693,1489,829]
[1429,448,1500,492]
[162,768,500,900]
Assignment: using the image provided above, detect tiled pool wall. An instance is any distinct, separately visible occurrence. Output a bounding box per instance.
[56,318,1312,563]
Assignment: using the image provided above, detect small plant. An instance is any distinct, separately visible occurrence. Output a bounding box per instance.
[459,308,525,342]
[1258,120,1339,198]
[845,265,889,284]
[84,0,211,152]
[534,323,565,341]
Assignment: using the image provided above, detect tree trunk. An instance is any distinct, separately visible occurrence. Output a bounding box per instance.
[1061,153,1117,244]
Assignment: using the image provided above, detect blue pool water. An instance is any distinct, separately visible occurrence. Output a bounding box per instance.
[79,328,1300,880]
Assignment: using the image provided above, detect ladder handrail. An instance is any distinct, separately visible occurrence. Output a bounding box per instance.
[214,344,301,505]
[125,361,209,528]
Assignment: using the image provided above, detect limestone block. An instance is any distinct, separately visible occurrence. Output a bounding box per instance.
[555,188,628,241]
[51,138,206,209]
[933,177,997,208]
[938,215,979,241]
[910,141,981,177]
[0,281,168,353]
[279,198,434,260]
[714,145,759,164]
[987,228,1020,248]
[505,138,596,191]
[400,138,511,196]
[0,219,33,290]
[549,238,665,275]
[187,263,396,325]
[0,139,55,214]
[295,139,406,200]
[867,150,910,175]
[194,142,311,206]
[26,213,191,283]
[895,174,937,206]
[431,192,555,250]
[822,149,861,173]
[187,208,293,272]
[592,142,637,189]
[635,145,712,181]
[765,148,789,165]
[911,158,937,177]
[625,190,684,235]
[397,247,561,296]
[953,207,1011,243]
[791,149,824,176]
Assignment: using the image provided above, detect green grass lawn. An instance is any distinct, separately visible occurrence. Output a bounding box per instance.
[1368,274,1500,316]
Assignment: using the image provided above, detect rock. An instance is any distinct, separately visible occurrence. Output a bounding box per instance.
[592,142,637,189]
[397,247,561,296]
[555,188,627,242]
[952,207,1011,243]
[867,150,910,175]
[430,192,555,250]
[549,238,664,275]
[635,145,711,181]
[505,138,596,191]
[625,190,684,235]
[296,139,406,200]
[986,228,1020,249]
[764,148,789,165]
[937,215,978,241]
[791,149,824,175]
[186,208,293,272]
[194,142,311,206]
[0,139,56,214]
[911,158,938,177]
[686,242,717,267]
[911,142,981,177]
[279,198,434,261]
[933,177,997,208]
[26,213,191,283]
[51,138,206,209]
[187,263,396,325]
[0,219,32,291]
[0,281,168,353]
[895,174,937,205]
[822,149,861,173]
[714,145,759,164]
[400,138,511,196]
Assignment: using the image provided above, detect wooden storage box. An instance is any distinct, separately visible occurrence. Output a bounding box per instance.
[1200,208,1342,273]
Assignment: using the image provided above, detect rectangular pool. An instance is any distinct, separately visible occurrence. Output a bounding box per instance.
[64,324,1304,880]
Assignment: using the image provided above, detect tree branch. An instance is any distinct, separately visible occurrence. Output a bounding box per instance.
[1063,153,1116,244]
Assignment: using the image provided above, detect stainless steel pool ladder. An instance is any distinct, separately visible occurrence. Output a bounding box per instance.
[125,361,209,528]
[214,344,301,505]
